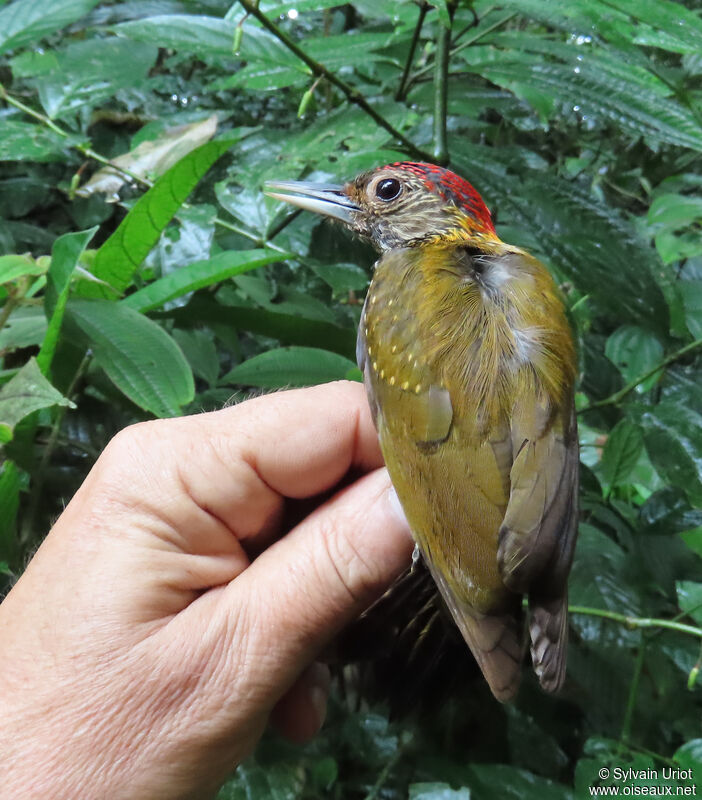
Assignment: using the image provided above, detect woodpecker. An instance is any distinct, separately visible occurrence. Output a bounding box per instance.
[265,162,579,702]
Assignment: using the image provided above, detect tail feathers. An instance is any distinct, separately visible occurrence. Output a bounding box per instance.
[453,608,523,703]
[529,591,568,693]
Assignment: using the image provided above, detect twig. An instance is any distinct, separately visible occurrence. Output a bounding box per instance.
[237,0,434,162]
[569,605,702,639]
[452,3,486,43]
[395,2,428,102]
[580,338,702,413]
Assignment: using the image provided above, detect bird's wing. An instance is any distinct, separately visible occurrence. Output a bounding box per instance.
[356,297,381,430]
[497,399,579,690]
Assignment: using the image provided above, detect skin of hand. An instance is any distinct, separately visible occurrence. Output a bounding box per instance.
[0,381,413,800]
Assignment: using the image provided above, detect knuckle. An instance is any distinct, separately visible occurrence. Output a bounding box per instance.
[316,515,381,607]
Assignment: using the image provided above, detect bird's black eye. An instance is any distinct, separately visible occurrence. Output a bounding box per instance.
[375,178,402,202]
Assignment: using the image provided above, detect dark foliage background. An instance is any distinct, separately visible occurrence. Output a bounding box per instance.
[1,0,701,797]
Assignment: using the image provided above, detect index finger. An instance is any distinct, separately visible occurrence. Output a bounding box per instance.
[176,380,382,538]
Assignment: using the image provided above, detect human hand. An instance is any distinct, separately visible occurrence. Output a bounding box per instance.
[0,381,413,799]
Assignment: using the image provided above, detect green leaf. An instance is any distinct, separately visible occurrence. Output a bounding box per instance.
[166,296,357,358]
[115,14,295,64]
[465,764,573,800]
[307,260,369,293]
[68,299,194,417]
[599,419,644,491]
[676,581,702,626]
[25,38,158,120]
[223,346,356,389]
[605,325,665,391]
[682,282,702,339]
[171,329,219,388]
[640,487,702,536]
[0,357,73,438]
[648,194,702,232]
[641,403,702,506]
[80,134,243,300]
[472,58,702,151]
[122,249,284,313]
[0,0,99,55]
[37,227,97,375]
[0,253,45,283]
[217,758,304,800]
[675,740,702,773]
[0,306,46,353]
[681,529,702,558]
[114,14,239,56]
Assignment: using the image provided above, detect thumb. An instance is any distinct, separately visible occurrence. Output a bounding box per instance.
[224,467,414,700]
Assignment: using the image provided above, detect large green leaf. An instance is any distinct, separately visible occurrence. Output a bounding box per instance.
[122,249,284,313]
[499,0,702,56]
[68,299,194,417]
[0,357,73,442]
[37,227,97,375]
[641,403,702,507]
[599,419,644,492]
[471,58,702,151]
[0,306,46,353]
[605,325,664,391]
[80,134,244,300]
[676,581,702,626]
[0,253,45,283]
[0,0,99,55]
[12,38,158,119]
[164,296,357,358]
[223,346,356,389]
[0,121,77,162]
[114,14,295,64]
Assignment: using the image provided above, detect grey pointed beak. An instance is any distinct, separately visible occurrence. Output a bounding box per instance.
[264,180,359,224]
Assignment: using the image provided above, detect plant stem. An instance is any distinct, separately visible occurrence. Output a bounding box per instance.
[395,2,428,102]
[433,8,453,165]
[237,0,434,162]
[580,337,702,413]
[0,83,67,137]
[20,353,91,545]
[0,294,19,333]
[408,11,516,88]
[569,605,702,640]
